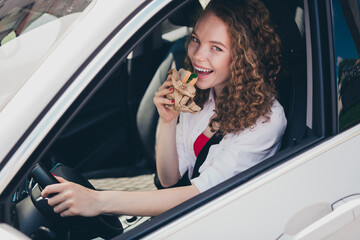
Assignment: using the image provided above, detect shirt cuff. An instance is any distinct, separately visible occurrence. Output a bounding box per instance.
[191,176,209,193]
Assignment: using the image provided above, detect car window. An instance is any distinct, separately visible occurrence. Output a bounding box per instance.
[0,0,94,112]
[0,0,93,45]
[332,0,360,131]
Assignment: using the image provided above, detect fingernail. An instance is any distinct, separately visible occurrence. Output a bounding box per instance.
[51,173,56,177]
[171,100,175,103]
[169,88,174,92]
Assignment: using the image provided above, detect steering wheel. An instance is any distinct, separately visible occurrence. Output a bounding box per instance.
[30,163,123,239]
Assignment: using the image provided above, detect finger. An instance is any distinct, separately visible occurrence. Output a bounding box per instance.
[41,175,67,198]
[54,176,67,183]
[154,97,175,106]
[47,190,68,206]
[158,79,173,90]
[53,200,71,214]
[41,183,63,198]
[154,87,174,98]
[60,209,77,217]
[42,180,75,198]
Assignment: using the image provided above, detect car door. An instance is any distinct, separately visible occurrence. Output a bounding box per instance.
[128,0,360,239]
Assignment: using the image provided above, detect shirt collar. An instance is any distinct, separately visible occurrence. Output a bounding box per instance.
[208,88,215,103]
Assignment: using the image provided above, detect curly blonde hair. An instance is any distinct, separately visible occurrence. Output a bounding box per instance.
[186,0,282,135]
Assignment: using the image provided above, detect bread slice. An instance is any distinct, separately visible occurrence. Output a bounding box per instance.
[179,68,192,84]
[179,68,198,86]
[188,76,198,86]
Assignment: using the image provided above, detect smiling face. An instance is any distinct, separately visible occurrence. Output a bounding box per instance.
[187,12,232,95]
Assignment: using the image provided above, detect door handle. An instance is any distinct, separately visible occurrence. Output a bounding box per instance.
[278,199,360,240]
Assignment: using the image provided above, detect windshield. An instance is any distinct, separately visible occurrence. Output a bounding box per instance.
[0,0,94,111]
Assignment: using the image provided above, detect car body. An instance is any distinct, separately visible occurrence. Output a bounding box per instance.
[0,0,360,239]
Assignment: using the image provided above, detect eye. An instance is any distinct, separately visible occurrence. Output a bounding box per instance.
[212,46,222,51]
[191,36,200,44]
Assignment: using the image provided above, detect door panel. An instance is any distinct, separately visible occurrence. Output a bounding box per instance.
[0,224,30,240]
[143,126,360,239]
[279,196,360,240]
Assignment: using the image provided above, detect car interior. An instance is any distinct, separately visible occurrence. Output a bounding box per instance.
[4,0,334,239]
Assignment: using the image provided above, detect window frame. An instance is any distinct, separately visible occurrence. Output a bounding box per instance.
[120,0,340,238]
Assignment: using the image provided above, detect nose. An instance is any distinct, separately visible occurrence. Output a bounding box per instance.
[193,45,207,62]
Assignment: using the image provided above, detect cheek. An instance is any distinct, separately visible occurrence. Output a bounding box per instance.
[221,56,232,74]
[187,45,195,60]
[214,57,232,82]
[214,56,231,72]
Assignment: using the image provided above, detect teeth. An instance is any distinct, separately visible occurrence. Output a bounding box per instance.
[194,66,212,72]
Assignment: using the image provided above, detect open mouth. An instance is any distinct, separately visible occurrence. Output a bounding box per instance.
[194,66,214,76]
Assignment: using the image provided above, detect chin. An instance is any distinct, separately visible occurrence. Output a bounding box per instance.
[195,82,210,90]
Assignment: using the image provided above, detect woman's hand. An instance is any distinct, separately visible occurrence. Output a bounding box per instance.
[153,74,179,123]
[41,176,102,217]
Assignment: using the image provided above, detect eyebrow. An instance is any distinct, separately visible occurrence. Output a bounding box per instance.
[192,31,229,50]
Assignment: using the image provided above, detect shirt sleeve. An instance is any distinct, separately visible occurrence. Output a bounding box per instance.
[191,105,287,193]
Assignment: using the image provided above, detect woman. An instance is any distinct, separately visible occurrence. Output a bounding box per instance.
[42,0,286,217]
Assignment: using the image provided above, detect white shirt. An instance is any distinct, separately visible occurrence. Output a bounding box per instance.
[176,89,287,193]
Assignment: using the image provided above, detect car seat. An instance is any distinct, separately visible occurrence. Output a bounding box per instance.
[136,0,202,164]
[263,0,308,149]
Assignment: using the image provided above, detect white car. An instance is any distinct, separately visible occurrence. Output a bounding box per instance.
[1,0,360,239]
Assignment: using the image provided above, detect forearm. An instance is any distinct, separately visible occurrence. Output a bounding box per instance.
[155,118,180,187]
[99,185,200,216]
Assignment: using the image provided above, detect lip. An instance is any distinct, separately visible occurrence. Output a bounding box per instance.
[193,63,212,71]
[193,64,213,79]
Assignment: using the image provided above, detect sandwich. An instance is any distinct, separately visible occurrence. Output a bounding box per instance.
[166,68,201,113]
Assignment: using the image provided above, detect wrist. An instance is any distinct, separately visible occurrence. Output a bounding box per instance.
[94,190,108,215]
[96,191,123,215]
[159,116,177,125]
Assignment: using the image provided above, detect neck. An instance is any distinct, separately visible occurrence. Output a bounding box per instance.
[214,76,230,97]
[213,83,226,98]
